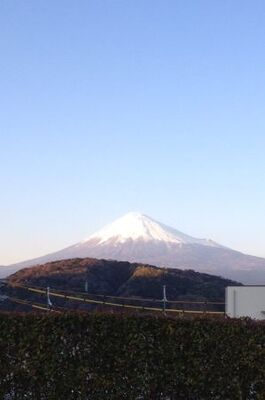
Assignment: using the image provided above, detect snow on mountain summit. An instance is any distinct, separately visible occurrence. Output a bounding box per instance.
[6,211,265,284]
[86,212,220,247]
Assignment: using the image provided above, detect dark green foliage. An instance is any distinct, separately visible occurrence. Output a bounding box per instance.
[1,313,265,399]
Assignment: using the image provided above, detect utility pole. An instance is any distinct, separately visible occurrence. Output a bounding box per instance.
[163,285,167,314]
[46,286,53,309]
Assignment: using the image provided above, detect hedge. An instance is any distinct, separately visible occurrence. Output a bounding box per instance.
[0,313,265,400]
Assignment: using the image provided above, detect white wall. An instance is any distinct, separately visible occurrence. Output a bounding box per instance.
[226,286,265,320]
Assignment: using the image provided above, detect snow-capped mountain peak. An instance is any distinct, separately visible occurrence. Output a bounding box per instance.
[85,212,220,247]
[5,211,265,285]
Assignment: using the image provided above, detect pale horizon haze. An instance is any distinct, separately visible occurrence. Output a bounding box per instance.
[1,1,265,265]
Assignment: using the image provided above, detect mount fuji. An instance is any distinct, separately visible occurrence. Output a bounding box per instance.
[3,212,265,283]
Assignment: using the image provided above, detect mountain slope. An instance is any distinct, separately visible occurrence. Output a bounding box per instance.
[3,212,221,271]
[86,212,220,247]
[6,257,240,302]
[4,212,265,284]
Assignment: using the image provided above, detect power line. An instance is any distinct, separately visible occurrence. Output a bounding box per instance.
[8,296,60,312]
[9,282,225,305]
[7,283,225,316]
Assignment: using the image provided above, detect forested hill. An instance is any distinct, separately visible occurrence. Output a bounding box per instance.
[7,258,240,302]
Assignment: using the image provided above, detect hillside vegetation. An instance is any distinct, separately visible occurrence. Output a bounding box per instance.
[0,313,265,399]
[8,257,240,302]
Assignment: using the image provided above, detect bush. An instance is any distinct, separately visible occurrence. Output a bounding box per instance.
[0,313,265,399]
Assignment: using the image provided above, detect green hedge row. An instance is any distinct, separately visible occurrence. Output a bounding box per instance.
[1,313,265,399]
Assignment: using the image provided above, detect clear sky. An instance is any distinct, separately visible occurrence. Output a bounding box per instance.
[1,0,265,265]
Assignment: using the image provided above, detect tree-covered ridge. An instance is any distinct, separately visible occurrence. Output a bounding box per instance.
[8,257,240,302]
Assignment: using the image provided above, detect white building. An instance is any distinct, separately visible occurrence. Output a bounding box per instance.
[226,286,265,320]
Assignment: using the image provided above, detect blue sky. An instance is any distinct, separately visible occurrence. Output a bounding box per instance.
[1,1,265,264]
